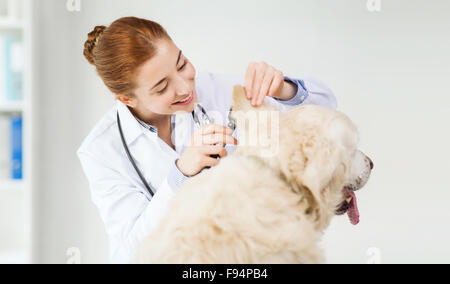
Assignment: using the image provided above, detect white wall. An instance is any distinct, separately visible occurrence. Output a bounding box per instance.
[33,0,450,263]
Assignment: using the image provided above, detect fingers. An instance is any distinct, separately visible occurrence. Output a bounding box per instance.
[252,66,265,105]
[182,126,235,176]
[202,133,238,146]
[244,63,256,99]
[245,62,267,104]
[198,146,227,171]
[245,62,284,107]
[254,71,274,106]
[190,124,236,147]
[201,156,221,168]
[199,124,233,136]
[202,145,228,158]
[268,71,284,100]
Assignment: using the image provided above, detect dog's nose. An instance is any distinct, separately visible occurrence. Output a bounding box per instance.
[368,158,374,170]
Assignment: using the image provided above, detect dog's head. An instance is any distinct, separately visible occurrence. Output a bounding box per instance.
[231,85,373,229]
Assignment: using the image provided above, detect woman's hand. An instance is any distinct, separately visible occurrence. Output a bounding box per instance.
[176,124,238,177]
[244,61,298,107]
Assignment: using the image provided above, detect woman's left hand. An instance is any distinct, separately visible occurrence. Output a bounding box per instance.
[244,61,297,107]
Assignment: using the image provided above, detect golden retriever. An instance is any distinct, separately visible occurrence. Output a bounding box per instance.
[132,85,373,264]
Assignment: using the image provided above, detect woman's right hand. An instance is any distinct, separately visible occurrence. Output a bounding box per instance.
[176,124,238,177]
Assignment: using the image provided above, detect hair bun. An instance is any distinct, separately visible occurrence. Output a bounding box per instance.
[83,25,107,66]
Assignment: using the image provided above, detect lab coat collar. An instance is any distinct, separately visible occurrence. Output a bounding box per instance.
[116,100,158,145]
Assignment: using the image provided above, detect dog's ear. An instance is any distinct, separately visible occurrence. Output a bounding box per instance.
[231,85,281,157]
[298,139,343,204]
[232,85,278,113]
[232,85,252,112]
[288,116,353,205]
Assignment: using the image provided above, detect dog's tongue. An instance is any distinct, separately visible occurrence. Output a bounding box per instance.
[344,188,360,225]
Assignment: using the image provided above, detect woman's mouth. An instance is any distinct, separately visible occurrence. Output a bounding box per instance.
[172,92,194,106]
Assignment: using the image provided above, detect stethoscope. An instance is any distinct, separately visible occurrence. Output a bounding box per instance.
[117,104,235,197]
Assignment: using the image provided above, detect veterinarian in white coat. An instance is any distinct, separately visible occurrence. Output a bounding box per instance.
[77,17,337,264]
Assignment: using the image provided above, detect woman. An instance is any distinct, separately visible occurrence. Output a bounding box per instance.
[77,16,337,264]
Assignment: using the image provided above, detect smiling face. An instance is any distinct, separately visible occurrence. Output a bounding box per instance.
[116,39,198,123]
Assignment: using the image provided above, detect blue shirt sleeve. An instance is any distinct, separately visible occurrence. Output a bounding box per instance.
[273,76,309,106]
[167,158,189,191]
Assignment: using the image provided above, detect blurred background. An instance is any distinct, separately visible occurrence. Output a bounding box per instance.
[0,0,449,264]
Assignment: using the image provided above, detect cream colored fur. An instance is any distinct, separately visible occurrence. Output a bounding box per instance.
[132,85,361,264]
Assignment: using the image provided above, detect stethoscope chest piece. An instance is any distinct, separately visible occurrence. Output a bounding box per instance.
[227,107,236,132]
[191,104,236,133]
[191,104,236,168]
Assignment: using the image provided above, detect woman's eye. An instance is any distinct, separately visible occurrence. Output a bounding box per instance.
[157,86,168,94]
[178,61,187,71]
[156,61,187,94]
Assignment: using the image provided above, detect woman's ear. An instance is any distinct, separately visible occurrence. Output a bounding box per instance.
[115,94,138,108]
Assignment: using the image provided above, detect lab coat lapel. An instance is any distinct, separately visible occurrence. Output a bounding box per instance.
[135,112,196,194]
[172,111,195,155]
[116,100,153,146]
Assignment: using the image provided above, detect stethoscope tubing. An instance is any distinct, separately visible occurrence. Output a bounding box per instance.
[117,111,156,197]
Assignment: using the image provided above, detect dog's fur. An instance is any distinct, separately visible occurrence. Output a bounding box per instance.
[132,86,370,264]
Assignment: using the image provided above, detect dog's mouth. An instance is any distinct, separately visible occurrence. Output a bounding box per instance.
[335,187,360,225]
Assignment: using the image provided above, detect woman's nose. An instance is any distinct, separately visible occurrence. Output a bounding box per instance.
[368,157,374,170]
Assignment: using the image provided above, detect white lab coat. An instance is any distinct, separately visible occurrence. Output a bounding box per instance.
[77,69,337,263]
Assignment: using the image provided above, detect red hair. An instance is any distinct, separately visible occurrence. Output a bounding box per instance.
[83,17,171,97]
